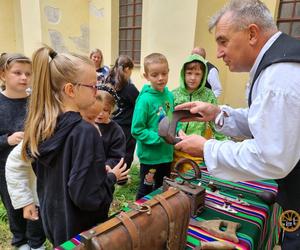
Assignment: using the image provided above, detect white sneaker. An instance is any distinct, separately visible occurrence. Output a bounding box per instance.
[16,244,30,250]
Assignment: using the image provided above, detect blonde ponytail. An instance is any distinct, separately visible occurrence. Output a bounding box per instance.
[22,46,93,160]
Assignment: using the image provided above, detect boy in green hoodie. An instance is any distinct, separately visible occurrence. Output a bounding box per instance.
[131,53,174,200]
[172,54,227,166]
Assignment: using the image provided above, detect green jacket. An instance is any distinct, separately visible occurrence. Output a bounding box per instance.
[172,54,227,140]
[131,84,174,164]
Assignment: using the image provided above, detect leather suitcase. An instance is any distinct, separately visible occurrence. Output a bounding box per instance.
[76,188,191,250]
[163,177,205,217]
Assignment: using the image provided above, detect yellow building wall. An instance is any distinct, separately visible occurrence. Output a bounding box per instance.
[0,0,280,107]
[40,0,89,54]
[0,1,16,53]
[139,0,199,89]
[12,0,23,53]
[89,0,116,66]
[18,0,42,56]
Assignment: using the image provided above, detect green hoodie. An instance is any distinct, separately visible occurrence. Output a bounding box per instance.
[131,84,174,164]
[172,54,227,140]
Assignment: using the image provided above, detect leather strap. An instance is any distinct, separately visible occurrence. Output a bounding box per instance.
[180,192,191,246]
[116,212,140,250]
[80,188,179,243]
[154,194,175,249]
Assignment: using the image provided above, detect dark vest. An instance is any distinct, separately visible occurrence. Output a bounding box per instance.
[205,62,218,90]
[248,33,300,212]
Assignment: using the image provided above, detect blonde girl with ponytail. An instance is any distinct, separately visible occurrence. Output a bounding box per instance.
[22,46,129,247]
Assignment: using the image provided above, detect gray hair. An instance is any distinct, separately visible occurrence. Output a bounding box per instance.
[208,0,277,33]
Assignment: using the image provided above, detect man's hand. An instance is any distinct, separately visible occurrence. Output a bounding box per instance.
[175,101,221,122]
[175,131,207,157]
[23,203,39,221]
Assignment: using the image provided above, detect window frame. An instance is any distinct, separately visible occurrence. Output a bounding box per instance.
[277,0,300,39]
[119,0,142,64]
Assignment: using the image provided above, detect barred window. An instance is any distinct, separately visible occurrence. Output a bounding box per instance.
[277,0,300,39]
[119,0,142,64]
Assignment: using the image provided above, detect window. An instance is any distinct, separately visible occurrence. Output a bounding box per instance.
[119,0,142,64]
[277,0,300,39]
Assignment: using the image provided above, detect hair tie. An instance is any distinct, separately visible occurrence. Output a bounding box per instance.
[97,84,121,106]
[49,50,57,59]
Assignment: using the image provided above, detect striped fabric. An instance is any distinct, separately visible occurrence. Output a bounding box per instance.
[56,164,281,250]
[55,234,81,250]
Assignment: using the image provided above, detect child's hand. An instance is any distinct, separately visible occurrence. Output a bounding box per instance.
[7,131,24,146]
[23,203,39,221]
[107,158,130,181]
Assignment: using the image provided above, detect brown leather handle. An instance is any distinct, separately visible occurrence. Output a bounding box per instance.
[174,158,201,181]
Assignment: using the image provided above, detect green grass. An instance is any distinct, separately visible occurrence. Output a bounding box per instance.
[0,164,140,249]
[110,164,140,213]
[0,202,11,250]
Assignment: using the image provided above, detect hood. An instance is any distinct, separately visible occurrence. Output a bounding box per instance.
[37,111,82,166]
[179,54,208,94]
[136,84,170,102]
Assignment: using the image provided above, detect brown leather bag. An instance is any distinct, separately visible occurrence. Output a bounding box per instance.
[76,188,191,250]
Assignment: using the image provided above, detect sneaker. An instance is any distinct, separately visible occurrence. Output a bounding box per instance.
[16,244,30,250]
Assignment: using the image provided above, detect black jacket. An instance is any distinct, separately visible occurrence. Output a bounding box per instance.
[0,93,27,171]
[33,112,116,246]
[97,120,126,167]
[205,62,218,90]
[112,82,139,126]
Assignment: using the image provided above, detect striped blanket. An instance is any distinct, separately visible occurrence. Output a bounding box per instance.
[56,165,281,250]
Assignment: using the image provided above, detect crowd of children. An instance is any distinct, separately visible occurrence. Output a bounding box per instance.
[0,46,226,248]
